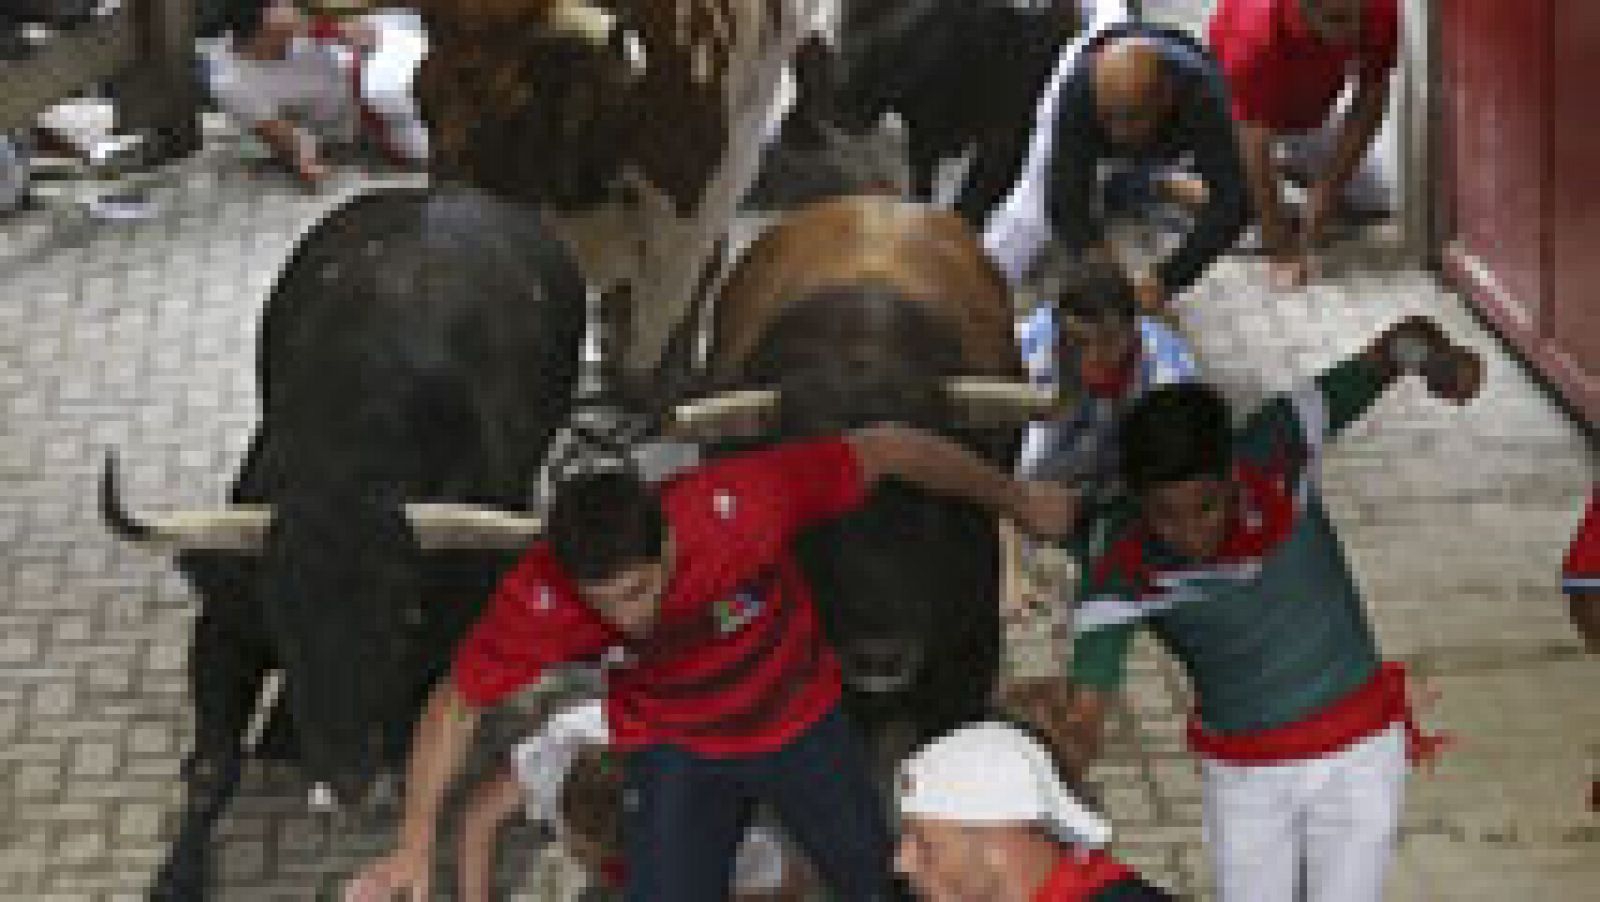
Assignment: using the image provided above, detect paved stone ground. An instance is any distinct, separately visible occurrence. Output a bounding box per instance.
[2,8,1596,898]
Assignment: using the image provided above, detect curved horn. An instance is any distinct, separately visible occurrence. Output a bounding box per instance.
[101,457,542,552]
[668,388,780,441]
[100,454,273,550]
[404,503,543,549]
[545,1,618,43]
[946,378,1062,427]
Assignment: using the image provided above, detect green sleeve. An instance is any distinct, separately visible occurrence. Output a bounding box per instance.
[1069,623,1134,690]
[1236,355,1390,471]
[1319,354,1390,440]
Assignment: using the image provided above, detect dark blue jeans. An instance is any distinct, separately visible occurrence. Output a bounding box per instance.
[621,705,897,901]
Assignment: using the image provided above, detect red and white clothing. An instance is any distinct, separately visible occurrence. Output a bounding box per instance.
[204,8,428,166]
[453,437,865,757]
[1208,0,1400,212]
[1562,490,1600,596]
[510,700,793,893]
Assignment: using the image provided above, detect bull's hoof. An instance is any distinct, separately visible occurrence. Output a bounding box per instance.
[147,848,210,902]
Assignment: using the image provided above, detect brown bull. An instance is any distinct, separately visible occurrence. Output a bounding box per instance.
[711,195,1021,378]
[682,194,1047,753]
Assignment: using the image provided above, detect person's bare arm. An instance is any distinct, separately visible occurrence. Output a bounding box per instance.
[846,425,1079,540]
[251,119,326,186]
[1239,123,1290,250]
[1305,76,1390,244]
[345,682,481,902]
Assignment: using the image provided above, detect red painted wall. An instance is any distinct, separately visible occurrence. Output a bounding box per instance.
[1439,0,1600,427]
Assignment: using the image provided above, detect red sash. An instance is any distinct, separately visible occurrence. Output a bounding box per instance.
[1188,662,1452,767]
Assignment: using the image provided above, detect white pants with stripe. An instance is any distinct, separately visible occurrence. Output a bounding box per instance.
[1202,723,1407,902]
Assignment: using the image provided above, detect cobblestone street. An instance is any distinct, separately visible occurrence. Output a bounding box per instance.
[2,3,1596,899]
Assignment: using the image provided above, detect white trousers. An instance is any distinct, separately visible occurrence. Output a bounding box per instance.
[981,0,1132,286]
[1202,724,1408,902]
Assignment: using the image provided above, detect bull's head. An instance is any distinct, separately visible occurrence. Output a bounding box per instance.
[415,0,730,215]
[674,284,1056,698]
[100,457,543,800]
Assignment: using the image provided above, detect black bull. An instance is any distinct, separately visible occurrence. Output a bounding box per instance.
[803,0,1083,226]
[102,187,585,899]
[690,195,1026,747]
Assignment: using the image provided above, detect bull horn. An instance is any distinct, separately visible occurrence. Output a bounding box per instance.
[101,455,541,552]
[946,378,1062,427]
[669,388,780,441]
[545,1,619,44]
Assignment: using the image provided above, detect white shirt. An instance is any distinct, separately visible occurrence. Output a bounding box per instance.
[205,35,355,141]
[511,700,793,893]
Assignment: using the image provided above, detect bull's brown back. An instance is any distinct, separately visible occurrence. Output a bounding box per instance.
[711,196,1022,381]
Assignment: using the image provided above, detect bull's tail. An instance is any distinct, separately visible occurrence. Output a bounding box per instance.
[99,452,155,542]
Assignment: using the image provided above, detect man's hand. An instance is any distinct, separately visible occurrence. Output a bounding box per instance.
[999,677,1106,783]
[1009,481,1080,542]
[295,157,331,188]
[1379,316,1485,405]
[1131,273,1168,315]
[344,844,431,902]
[1268,247,1312,291]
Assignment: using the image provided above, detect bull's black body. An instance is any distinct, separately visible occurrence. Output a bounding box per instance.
[106,187,586,899]
[708,285,1019,751]
[828,0,1081,226]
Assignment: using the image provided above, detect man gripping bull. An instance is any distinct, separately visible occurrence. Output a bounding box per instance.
[346,426,1079,901]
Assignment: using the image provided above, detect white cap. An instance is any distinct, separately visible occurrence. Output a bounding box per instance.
[897,721,1112,849]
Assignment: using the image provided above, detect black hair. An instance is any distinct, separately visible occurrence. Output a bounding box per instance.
[225,0,293,40]
[1119,383,1234,494]
[546,470,666,583]
[1055,256,1137,324]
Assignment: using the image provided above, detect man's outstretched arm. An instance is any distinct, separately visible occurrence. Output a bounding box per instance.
[345,681,480,902]
[846,425,1080,541]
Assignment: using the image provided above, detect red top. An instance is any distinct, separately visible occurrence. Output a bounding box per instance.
[452,438,867,756]
[1563,490,1600,594]
[1031,850,1136,901]
[1209,0,1401,131]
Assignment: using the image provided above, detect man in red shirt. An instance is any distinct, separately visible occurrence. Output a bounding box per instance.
[345,426,1078,901]
[1209,0,1401,289]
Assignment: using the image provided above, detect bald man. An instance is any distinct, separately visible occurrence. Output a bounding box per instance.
[986,21,1246,310]
[895,722,1173,901]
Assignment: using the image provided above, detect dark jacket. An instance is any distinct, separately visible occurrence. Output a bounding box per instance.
[1046,23,1248,294]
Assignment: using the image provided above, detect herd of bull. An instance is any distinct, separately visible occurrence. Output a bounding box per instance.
[96,1,1120,897]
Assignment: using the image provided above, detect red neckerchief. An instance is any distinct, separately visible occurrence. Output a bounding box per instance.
[1032,849,1136,901]
[598,854,627,888]
[1080,348,1139,400]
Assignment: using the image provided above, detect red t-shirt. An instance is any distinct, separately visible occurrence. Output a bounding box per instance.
[1563,490,1600,595]
[452,437,867,756]
[1032,850,1137,901]
[1209,0,1401,132]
